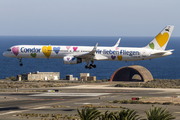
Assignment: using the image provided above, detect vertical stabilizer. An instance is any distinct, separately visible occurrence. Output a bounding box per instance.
[145,25,174,50]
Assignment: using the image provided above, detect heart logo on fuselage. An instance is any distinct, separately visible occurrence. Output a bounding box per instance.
[53,47,60,54]
[12,47,19,56]
[73,47,78,51]
[42,46,52,58]
[31,53,36,58]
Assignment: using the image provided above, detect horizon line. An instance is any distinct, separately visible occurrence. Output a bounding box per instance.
[0,35,179,37]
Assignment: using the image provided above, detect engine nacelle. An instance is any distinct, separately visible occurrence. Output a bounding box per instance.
[63,56,82,65]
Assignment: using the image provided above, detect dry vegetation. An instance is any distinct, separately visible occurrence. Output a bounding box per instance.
[2,77,180,89]
[107,99,180,106]
[81,104,124,108]
[0,81,69,89]
[51,105,68,108]
[16,113,79,120]
[115,79,180,88]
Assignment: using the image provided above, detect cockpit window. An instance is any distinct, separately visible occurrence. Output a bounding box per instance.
[7,49,11,51]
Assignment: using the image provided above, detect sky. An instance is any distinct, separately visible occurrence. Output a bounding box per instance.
[0,0,180,36]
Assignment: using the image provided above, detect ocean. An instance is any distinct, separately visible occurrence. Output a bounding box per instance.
[0,36,179,80]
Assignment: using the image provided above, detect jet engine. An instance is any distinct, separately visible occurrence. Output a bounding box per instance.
[63,56,82,64]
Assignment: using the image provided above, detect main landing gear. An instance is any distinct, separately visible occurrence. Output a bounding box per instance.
[18,58,23,66]
[85,61,96,69]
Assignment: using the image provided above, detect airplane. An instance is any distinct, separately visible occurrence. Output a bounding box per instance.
[3,25,174,69]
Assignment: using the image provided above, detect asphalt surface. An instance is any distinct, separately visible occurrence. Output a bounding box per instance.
[0,85,180,120]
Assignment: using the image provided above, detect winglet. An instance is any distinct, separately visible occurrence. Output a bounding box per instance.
[90,43,98,55]
[113,38,121,47]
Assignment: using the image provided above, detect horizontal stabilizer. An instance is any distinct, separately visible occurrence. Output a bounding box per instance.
[151,52,167,55]
[151,50,173,55]
[166,49,174,52]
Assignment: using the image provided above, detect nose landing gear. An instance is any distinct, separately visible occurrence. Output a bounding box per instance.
[18,58,23,66]
[20,63,23,66]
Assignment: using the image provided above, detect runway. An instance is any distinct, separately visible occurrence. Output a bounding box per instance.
[29,93,111,96]
[0,85,180,120]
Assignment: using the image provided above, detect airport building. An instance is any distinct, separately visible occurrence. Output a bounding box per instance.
[17,71,96,82]
[17,71,60,81]
[65,75,78,81]
[79,73,96,82]
[64,73,96,81]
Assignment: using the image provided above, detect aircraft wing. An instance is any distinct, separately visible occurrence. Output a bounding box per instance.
[76,39,121,60]
[75,43,98,60]
[74,43,108,60]
[93,54,108,60]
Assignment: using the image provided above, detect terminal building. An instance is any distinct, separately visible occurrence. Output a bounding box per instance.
[17,71,60,81]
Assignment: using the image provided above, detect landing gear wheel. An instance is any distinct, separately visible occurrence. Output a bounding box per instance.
[20,63,23,66]
[85,61,96,69]
[90,64,96,68]
[85,65,92,69]
[89,66,92,69]
[92,64,96,68]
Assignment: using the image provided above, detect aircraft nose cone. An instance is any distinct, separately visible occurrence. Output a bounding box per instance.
[3,51,9,57]
[3,52,6,56]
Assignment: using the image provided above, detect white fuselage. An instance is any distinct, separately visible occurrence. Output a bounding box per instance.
[3,45,172,62]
